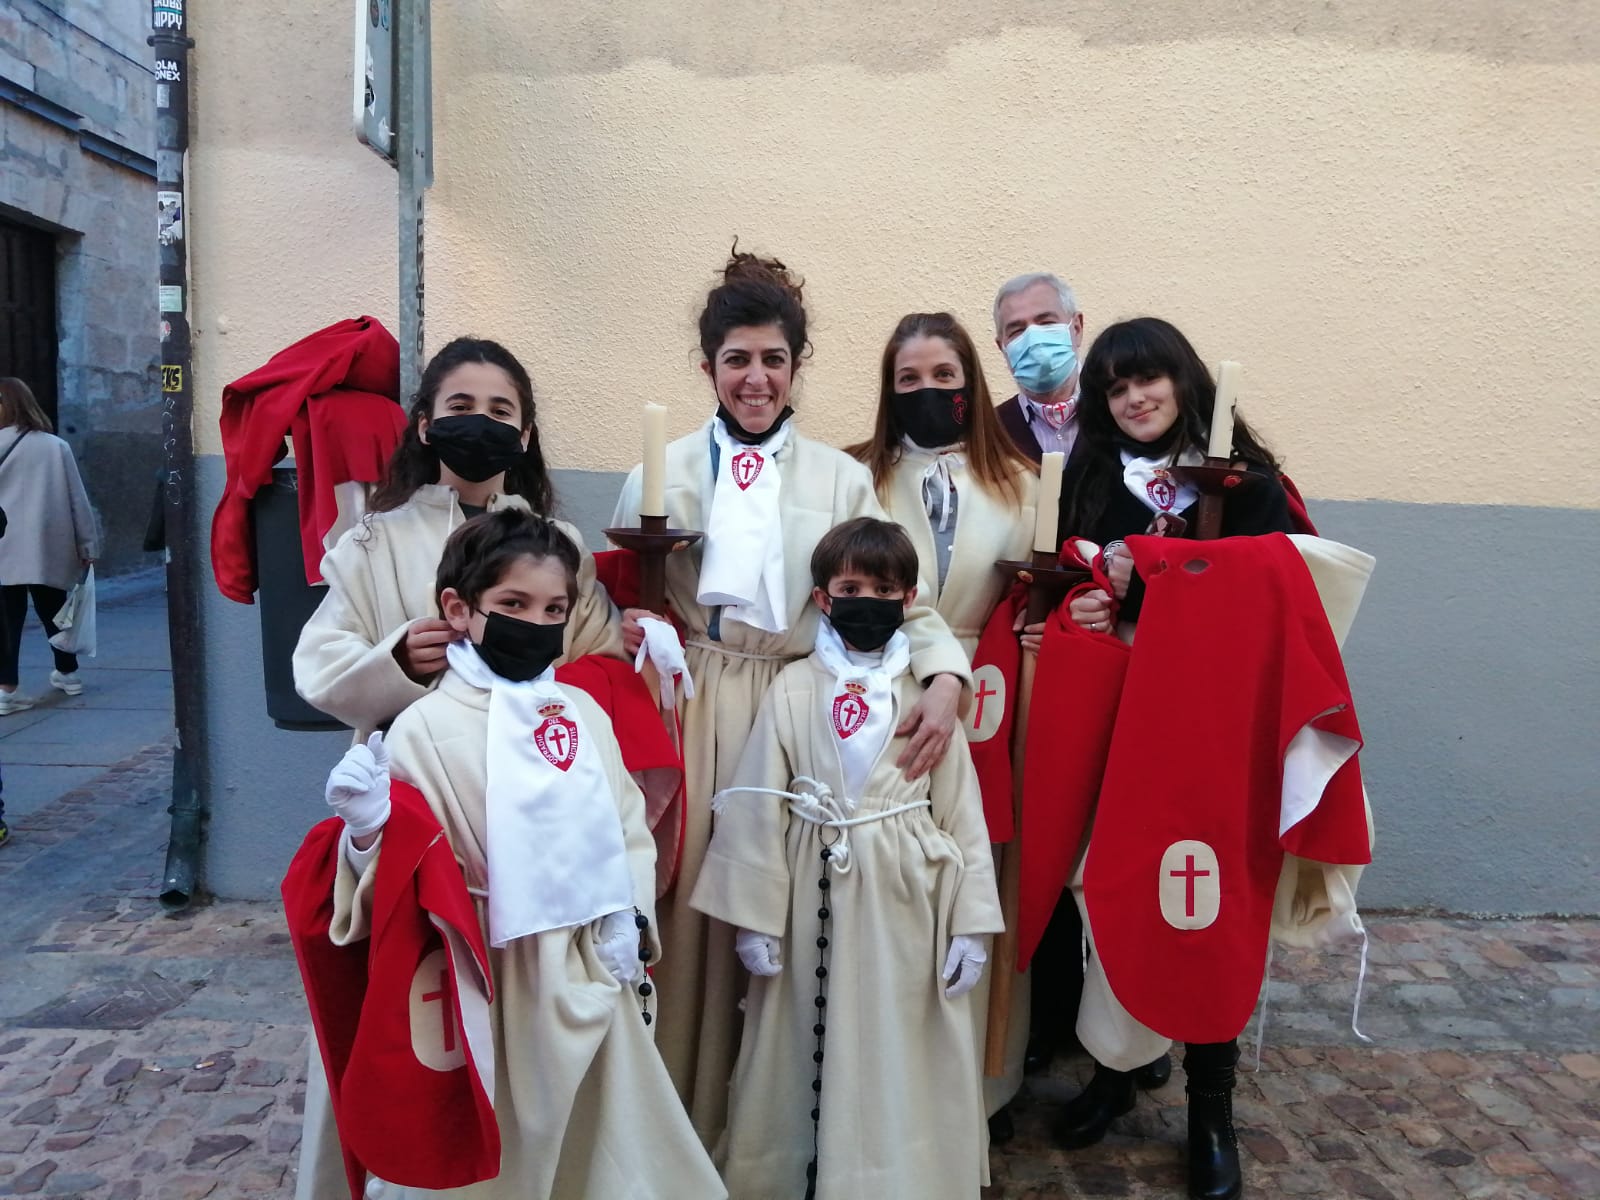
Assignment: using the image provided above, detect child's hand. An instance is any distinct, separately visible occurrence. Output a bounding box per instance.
[735,929,783,976]
[621,608,666,657]
[942,935,988,999]
[396,617,455,682]
[594,910,644,986]
[325,733,391,844]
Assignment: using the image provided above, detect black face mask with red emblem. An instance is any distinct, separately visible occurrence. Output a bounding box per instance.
[893,386,968,449]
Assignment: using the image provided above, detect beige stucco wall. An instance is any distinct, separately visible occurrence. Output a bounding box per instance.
[191,1,1599,509]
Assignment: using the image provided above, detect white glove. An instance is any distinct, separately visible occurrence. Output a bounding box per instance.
[941,934,988,999]
[595,910,643,987]
[736,928,783,977]
[325,733,391,839]
[634,616,695,710]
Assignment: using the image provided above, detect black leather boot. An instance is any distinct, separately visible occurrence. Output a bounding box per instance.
[1184,1041,1243,1200]
[1134,1051,1173,1089]
[1053,1061,1137,1149]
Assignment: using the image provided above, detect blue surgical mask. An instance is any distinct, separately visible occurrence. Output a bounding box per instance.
[1004,322,1078,397]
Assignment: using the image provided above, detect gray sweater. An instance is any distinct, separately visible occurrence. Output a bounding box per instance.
[0,427,100,590]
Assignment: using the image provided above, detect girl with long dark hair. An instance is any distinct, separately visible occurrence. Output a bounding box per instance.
[1037,319,1372,1200]
[293,337,621,740]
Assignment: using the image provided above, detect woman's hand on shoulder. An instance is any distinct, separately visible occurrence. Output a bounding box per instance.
[621,608,667,657]
[895,672,962,781]
[395,617,455,682]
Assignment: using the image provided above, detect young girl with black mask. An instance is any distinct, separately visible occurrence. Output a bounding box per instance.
[300,510,725,1200]
[293,337,622,741]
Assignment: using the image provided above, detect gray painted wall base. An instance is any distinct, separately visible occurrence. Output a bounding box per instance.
[197,458,1599,914]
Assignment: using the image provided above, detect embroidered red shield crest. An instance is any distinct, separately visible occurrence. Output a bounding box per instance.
[730,449,764,491]
[831,684,870,739]
[952,394,968,424]
[1146,469,1177,511]
[1042,402,1071,429]
[532,704,579,771]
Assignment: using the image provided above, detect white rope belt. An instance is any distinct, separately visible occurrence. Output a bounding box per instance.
[712,775,931,874]
[685,639,793,663]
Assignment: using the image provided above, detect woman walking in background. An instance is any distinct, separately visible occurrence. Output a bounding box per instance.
[0,378,98,715]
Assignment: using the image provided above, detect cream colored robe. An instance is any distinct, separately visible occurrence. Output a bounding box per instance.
[611,421,972,1142]
[879,449,1039,1120]
[317,671,725,1200]
[290,484,625,1198]
[1075,535,1379,1070]
[690,657,1002,1200]
[292,484,623,739]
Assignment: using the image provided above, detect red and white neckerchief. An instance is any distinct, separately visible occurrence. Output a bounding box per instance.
[697,417,793,634]
[445,641,633,947]
[1038,397,1076,430]
[1120,447,1201,520]
[812,619,910,807]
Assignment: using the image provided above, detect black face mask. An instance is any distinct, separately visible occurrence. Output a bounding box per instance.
[716,402,795,446]
[893,386,968,449]
[825,595,905,652]
[474,611,566,682]
[427,414,526,483]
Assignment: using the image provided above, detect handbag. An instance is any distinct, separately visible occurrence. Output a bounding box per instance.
[49,566,97,658]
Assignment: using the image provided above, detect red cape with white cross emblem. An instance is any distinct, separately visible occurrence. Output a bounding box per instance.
[1083,534,1369,1044]
[965,585,1024,841]
[282,782,499,1199]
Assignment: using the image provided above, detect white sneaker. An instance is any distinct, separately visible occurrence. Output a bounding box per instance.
[0,691,34,715]
[50,671,84,696]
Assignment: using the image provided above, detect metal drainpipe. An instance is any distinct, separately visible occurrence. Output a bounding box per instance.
[149,0,207,909]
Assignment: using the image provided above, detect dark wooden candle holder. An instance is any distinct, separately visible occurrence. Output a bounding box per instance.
[1170,459,1264,541]
[994,551,1093,622]
[602,514,703,615]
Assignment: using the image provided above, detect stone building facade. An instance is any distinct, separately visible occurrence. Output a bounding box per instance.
[0,0,159,576]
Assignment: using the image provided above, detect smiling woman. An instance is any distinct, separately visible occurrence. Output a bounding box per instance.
[609,247,973,1145]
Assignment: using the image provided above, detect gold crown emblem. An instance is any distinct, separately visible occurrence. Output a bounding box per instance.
[843,681,867,695]
[537,702,566,718]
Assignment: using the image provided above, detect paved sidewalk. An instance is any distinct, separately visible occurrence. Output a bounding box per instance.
[1,579,1597,1198]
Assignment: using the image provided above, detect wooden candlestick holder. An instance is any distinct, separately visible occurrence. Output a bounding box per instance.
[994,550,1094,622]
[1170,459,1264,541]
[602,514,703,615]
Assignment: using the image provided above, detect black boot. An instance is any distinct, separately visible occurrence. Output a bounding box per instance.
[1134,1051,1173,1089]
[1053,1061,1137,1149]
[1184,1041,1243,1200]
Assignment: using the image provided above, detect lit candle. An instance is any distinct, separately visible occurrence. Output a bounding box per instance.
[1208,361,1241,461]
[1033,451,1064,554]
[641,402,668,517]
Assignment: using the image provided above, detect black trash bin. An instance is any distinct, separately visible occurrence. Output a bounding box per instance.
[252,466,349,732]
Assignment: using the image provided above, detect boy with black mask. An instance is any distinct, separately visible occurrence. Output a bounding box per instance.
[691,516,1003,1199]
[300,510,725,1200]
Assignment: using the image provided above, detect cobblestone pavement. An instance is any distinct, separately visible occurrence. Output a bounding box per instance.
[2,744,1597,1199]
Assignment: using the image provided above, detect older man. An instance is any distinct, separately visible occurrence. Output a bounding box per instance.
[993,272,1087,464]
[991,272,1172,1137]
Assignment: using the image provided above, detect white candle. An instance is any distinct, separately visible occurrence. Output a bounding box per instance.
[641,402,668,517]
[1033,450,1064,554]
[1208,361,1241,461]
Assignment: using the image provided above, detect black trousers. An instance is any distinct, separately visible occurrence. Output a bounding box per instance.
[1030,889,1087,1050]
[0,585,77,685]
